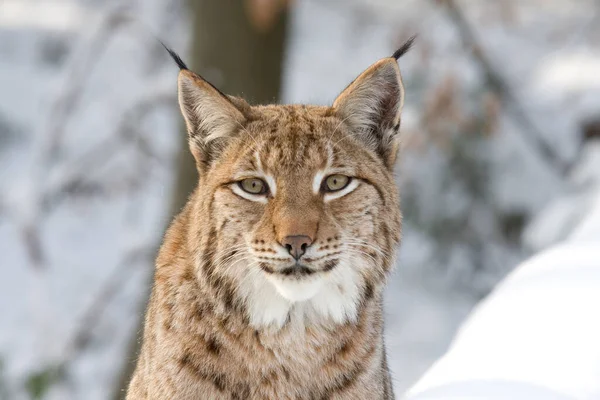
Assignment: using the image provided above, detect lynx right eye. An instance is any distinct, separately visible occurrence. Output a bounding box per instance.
[323,175,351,192]
[239,178,268,195]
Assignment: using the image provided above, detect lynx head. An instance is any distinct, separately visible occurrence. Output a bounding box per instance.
[169,39,412,328]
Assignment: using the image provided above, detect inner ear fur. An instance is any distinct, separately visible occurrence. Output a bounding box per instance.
[177,69,247,171]
[333,58,405,168]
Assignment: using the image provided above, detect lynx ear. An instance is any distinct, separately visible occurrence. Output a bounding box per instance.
[178,69,246,171]
[333,57,405,168]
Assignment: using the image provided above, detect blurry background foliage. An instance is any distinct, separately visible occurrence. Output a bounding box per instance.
[0,0,599,398]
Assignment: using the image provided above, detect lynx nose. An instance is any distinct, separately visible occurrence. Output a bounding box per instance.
[282,235,313,260]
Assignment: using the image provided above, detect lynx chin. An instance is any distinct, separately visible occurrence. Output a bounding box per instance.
[126,37,414,400]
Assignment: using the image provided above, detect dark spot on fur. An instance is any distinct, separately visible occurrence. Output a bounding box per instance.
[162,320,172,331]
[222,285,235,310]
[211,374,227,392]
[259,263,274,274]
[181,268,195,282]
[231,384,251,400]
[319,361,366,397]
[219,218,230,231]
[280,265,314,276]
[206,337,221,356]
[363,281,374,304]
[223,248,238,261]
[178,354,227,392]
[338,340,352,356]
[307,118,315,133]
[322,259,338,272]
[281,367,291,380]
[260,370,279,386]
[207,273,242,313]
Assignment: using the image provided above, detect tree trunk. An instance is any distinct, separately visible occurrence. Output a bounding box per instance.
[112,1,287,398]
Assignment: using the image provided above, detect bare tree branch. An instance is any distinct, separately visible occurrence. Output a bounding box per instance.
[20,224,46,270]
[437,0,569,175]
[61,245,155,366]
[40,88,175,215]
[40,4,134,163]
[18,245,155,397]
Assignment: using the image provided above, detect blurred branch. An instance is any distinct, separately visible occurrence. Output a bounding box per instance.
[14,81,173,391]
[0,87,173,271]
[0,1,183,398]
[20,224,46,270]
[41,3,134,163]
[41,88,175,215]
[21,244,155,397]
[315,0,420,26]
[561,0,600,49]
[0,199,5,222]
[437,0,569,175]
[61,245,154,367]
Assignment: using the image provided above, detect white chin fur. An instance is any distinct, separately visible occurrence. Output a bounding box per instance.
[266,275,324,302]
[237,259,364,329]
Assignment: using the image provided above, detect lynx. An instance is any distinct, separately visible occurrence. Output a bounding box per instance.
[126,38,414,399]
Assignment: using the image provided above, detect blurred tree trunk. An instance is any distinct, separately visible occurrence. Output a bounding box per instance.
[112,1,288,398]
[170,0,289,212]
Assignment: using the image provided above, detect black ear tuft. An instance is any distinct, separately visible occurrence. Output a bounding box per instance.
[159,40,188,70]
[392,35,416,60]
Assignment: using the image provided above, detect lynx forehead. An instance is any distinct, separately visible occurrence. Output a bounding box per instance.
[127,37,414,400]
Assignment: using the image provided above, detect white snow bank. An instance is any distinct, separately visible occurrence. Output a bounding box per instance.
[404,157,600,399]
[405,241,600,400]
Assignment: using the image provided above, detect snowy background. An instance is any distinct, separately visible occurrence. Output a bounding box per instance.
[1,0,599,399]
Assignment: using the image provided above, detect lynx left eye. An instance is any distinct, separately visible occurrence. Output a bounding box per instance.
[239,178,268,195]
[323,175,350,192]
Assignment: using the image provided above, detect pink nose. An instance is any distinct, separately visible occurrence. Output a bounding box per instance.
[281,235,313,260]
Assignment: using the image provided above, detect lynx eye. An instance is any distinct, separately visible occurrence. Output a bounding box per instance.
[323,175,351,192]
[239,178,268,195]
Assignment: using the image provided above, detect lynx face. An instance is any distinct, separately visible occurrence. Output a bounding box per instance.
[178,56,404,328]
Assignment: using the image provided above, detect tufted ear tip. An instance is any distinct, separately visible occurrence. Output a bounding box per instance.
[391,35,416,60]
[160,41,189,70]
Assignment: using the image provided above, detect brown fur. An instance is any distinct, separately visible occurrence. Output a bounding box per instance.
[127,53,406,399]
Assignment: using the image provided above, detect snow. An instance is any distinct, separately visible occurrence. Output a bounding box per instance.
[0,0,187,398]
[0,1,89,31]
[524,142,600,250]
[405,209,600,399]
[404,121,600,400]
[1,0,600,398]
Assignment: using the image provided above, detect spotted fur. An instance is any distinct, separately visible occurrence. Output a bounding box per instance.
[126,43,410,399]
